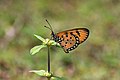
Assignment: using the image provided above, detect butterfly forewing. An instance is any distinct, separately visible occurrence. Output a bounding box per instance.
[55,28,89,53]
[71,28,89,43]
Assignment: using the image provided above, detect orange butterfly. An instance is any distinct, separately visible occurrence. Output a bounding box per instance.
[45,20,89,53]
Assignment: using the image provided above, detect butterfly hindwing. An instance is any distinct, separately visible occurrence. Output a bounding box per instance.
[55,28,89,53]
[56,31,78,53]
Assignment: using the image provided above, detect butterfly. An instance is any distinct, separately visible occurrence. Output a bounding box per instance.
[44,20,89,53]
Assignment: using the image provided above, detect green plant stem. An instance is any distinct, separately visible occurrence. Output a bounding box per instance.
[47,46,51,80]
[48,46,50,73]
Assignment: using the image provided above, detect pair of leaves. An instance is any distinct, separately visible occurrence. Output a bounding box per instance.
[30,34,60,55]
[30,70,66,80]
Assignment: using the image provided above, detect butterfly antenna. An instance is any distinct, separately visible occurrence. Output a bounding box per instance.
[44,19,55,40]
[45,19,53,31]
[44,26,51,31]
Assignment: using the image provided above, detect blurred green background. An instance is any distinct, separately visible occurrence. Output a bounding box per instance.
[0,0,120,80]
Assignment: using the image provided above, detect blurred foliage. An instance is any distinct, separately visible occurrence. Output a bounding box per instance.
[0,0,120,80]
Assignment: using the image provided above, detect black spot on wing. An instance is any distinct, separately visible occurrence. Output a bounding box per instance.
[70,32,73,35]
[70,37,72,39]
[76,30,80,36]
[61,35,64,38]
[65,42,67,44]
[65,32,68,37]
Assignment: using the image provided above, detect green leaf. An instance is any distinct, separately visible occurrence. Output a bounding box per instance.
[30,45,46,55]
[34,34,45,42]
[34,34,61,47]
[29,70,52,77]
[51,76,66,80]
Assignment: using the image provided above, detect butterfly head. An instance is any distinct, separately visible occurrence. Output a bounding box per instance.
[50,31,57,41]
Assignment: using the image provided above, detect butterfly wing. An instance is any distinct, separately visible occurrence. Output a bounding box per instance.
[56,28,89,53]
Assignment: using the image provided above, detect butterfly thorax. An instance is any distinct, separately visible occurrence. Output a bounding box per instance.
[51,31,59,42]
